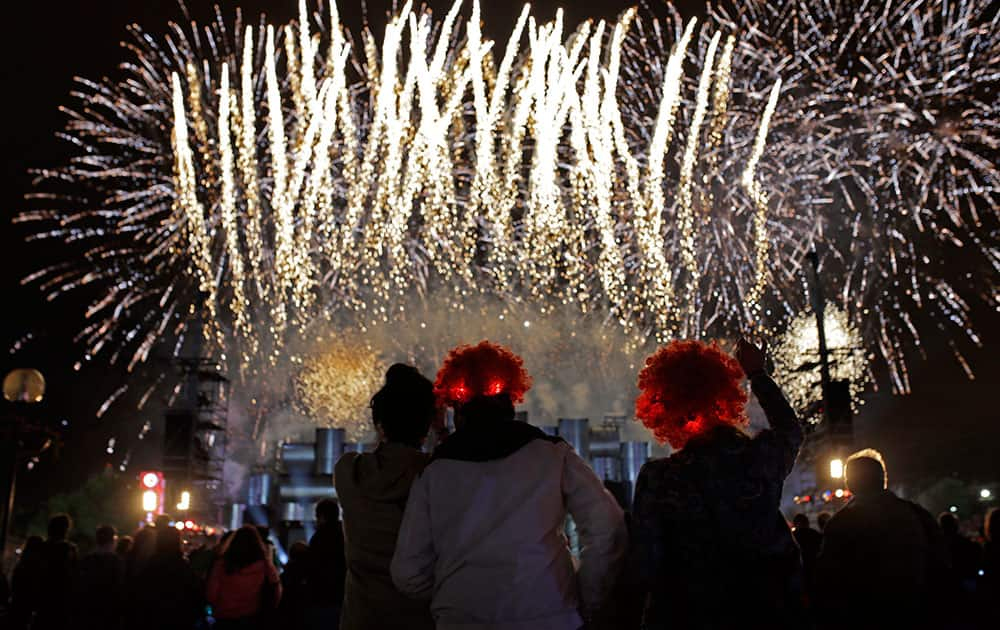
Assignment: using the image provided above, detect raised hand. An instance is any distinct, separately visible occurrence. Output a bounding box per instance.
[735,337,767,377]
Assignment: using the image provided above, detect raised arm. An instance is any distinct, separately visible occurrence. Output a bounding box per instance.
[390,472,436,600]
[737,338,803,476]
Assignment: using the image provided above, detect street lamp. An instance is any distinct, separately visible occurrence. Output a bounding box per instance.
[2,368,47,557]
[3,369,45,404]
[830,458,844,480]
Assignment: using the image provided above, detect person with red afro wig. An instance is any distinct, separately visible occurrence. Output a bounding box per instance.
[628,338,806,628]
[392,340,627,630]
[635,339,749,449]
[433,340,532,411]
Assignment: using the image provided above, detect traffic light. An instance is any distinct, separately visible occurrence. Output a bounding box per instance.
[139,471,165,515]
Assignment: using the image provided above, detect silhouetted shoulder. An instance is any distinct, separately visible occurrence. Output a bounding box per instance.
[637,456,669,478]
[335,451,360,470]
[334,451,361,486]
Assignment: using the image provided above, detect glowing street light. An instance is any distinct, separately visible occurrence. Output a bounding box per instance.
[830,458,844,479]
[3,369,46,403]
[981,489,992,499]
[2,368,47,557]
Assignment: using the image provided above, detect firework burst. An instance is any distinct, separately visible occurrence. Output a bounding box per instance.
[19,0,780,402]
[772,304,871,425]
[295,336,384,442]
[14,0,999,461]
[703,0,1000,391]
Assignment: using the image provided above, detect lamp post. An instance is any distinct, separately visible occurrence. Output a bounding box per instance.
[1,368,46,557]
[805,251,833,422]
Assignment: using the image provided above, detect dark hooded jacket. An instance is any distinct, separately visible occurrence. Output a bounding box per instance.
[629,373,805,629]
[335,442,434,630]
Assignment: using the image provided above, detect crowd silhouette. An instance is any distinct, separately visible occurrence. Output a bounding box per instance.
[1,338,997,629]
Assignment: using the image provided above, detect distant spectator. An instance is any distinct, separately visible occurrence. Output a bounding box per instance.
[115,535,133,559]
[153,513,172,531]
[816,511,832,532]
[125,526,156,580]
[127,527,203,630]
[306,498,346,629]
[34,514,79,630]
[207,525,281,630]
[816,449,949,627]
[75,524,124,629]
[979,508,999,601]
[939,512,982,585]
[189,533,219,581]
[279,541,311,630]
[792,513,822,598]
[9,536,45,630]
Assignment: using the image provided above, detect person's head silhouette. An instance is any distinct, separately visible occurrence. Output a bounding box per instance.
[315,497,340,528]
[938,512,960,536]
[370,363,435,447]
[47,513,72,541]
[792,513,811,531]
[844,448,888,499]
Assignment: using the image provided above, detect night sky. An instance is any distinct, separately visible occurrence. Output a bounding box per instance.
[1,0,996,506]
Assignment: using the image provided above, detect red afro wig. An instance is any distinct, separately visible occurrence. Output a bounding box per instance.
[635,340,748,449]
[434,340,532,407]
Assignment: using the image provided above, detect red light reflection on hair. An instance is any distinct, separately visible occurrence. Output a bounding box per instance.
[450,384,470,404]
[635,340,748,449]
[434,341,531,407]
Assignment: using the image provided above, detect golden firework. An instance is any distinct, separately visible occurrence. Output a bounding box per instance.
[296,338,384,442]
[772,304,871,425]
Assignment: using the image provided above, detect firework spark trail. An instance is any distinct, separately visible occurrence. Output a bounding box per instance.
[676,30,721,336]
[742,79,782,327]
[638,18,696,340]
[700,35,734,223]
[217,63,249,340]
[468,2,529,290]
[238,26,265,316]
[170,73,217,333]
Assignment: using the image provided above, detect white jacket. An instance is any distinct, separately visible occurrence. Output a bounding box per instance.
[391,424,627,630]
